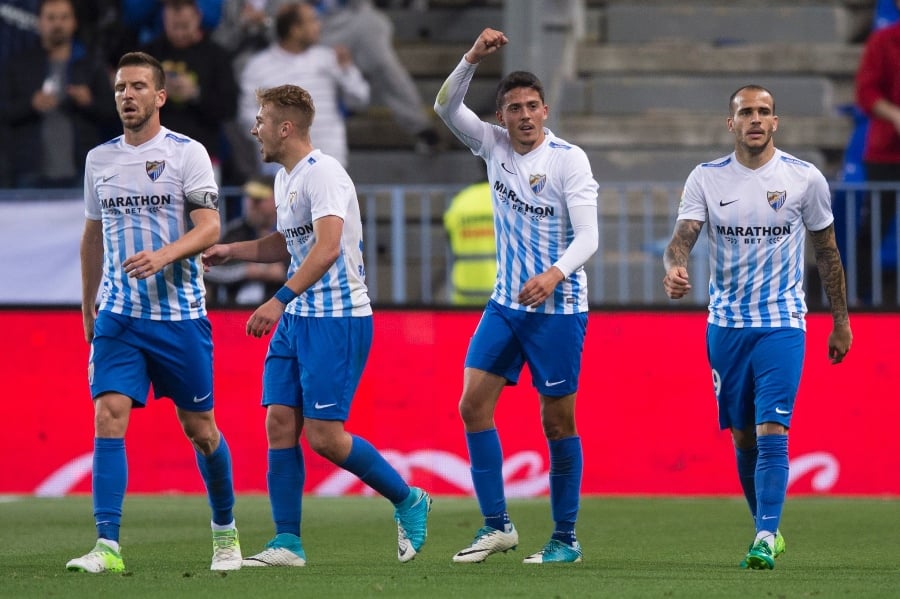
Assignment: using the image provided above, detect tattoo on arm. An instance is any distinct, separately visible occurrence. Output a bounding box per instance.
[664,219,703,271]
[810,224,850,325]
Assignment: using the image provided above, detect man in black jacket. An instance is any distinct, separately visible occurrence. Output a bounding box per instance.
[0,0,117,188]
[141,0,239,184]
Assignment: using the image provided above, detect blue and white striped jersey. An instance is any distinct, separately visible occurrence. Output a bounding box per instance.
[84,127,218,320]
[276,150,372,317]
[435,59,598,314]
[678,149,834,329]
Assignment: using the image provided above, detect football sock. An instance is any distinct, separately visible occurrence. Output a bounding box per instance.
[755,434,789,534]
[267,446,304,537]
[340,435,409,504]
[196,434,236,526]
[484,511,512,533]
[735,445,759,519]
[93,437,126,543]
[466,429,507,523]
[211,520,235,532]
[549,436,582,543]
[755,530,776,548]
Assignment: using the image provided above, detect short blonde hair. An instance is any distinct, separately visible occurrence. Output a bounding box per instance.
[256,84,315,131]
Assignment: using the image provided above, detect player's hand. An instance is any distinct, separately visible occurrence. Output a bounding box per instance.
[202,244,232,271]
[465,28,508,64]
[246,298,285,338]
[82,308,96,343]
[663,266,691,299]
[517,267,564,307]
[123,250,167,279]
[827,322,852,364]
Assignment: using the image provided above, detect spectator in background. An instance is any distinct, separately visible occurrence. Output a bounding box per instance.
[213,0,280,77]
[0,0,38,63]
[141,0,238,184]
[313,0,441,154]
[0,0,39,187]
[205,173,288,306]
[443,180,496,305]
[855,0,900,304]
[216,0,439,157]
[122,0,223,46]
[237,2,368,170]
[0,0,117,188]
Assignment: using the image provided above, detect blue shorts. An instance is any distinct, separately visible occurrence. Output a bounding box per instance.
[465,300,587,396]
[89,311,214,411]
[706,325,805,431]
[262,313,372,421]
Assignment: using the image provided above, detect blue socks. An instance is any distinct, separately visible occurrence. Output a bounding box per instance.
[267,446,305,537]
[755,434,789,534]
[340,435,409,505]
[466,429,509,530]
[93,437,127,542]
[196,435,236,526]
[549,436,582,544]
[735,445,759,519]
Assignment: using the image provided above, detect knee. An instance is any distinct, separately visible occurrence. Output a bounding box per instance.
[540,418,575,441]
[731,427,757,450]
[307,436,344,464]
[458,395,490,429]
[187,426,220,456]
[93,393,131,437]
[181,415,220,455]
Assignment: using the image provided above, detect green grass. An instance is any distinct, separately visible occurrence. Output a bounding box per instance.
[0,495,896,598]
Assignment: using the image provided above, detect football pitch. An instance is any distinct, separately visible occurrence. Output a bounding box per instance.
[0,495,896,598]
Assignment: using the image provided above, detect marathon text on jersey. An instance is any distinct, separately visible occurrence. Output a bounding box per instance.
[100,194,173,209]
[493,180,554,219]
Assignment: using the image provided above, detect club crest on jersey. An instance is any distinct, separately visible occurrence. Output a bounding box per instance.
[529,174,546,194]
[767,190,786,211]
[146,160,166,181]
[288,190,298,206]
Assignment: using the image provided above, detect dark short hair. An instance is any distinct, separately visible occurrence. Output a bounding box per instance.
[495,71,545,111]
[117,51,166,90]
[275,2,306,42]
[728,84,775,114]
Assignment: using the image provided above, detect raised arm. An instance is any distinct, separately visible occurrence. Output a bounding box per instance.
[434,29,508,150]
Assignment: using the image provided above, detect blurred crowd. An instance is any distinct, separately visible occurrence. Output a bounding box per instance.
[0,0,444,189]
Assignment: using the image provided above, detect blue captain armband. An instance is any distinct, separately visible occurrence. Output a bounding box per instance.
[274,285,297,304]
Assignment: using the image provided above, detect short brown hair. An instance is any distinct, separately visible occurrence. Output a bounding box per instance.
[118,51,166,90]
[256,84,315,130]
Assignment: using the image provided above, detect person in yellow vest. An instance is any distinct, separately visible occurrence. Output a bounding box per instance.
[443,181,497,305]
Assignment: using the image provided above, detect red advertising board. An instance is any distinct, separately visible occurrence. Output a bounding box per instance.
[2,310,897,496]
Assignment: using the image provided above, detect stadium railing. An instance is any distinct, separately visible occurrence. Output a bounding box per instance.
[1,181,897,309]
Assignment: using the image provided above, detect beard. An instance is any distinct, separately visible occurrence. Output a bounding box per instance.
[120,108,153,133]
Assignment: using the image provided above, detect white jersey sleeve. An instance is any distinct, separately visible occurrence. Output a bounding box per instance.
[434,57,494,155]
